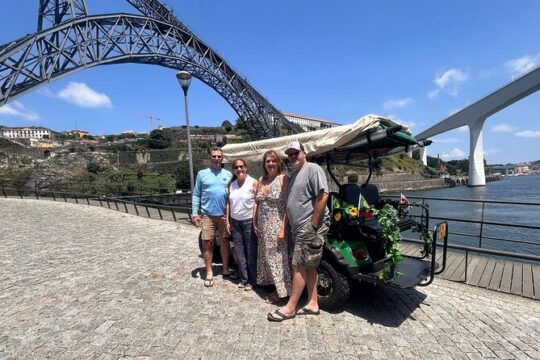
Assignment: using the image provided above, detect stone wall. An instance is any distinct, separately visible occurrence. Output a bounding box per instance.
[0,141,48,159]
[340,173,447,193]
[118,150,207,167]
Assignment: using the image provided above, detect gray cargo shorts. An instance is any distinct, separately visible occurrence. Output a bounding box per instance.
[291,222,329,267]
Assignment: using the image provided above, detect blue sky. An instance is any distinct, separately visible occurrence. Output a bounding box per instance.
[0,0,539,164]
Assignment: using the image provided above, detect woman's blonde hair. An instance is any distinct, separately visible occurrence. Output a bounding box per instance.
[262,150,284,178]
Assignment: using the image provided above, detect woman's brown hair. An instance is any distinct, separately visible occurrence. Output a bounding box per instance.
[262,150,284,178]
[228,158,248,188]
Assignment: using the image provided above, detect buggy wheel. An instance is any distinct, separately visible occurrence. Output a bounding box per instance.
[198,231,222,263]
[317,259,350,311]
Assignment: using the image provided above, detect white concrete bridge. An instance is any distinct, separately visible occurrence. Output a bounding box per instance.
[415,66,540,186]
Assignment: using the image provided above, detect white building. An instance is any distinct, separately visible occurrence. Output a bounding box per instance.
[283,112,340,132]
[0,126,52,139]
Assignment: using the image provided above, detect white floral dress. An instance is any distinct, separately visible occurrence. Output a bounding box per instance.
[256,176,291,297]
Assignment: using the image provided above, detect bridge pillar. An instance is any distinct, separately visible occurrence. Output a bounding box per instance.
[419,147,428,166]
[468,118,486,186]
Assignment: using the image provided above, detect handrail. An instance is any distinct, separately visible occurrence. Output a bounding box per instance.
[4,186,539,263]
[427,215,540,230]
[403,238,540,262]
[385,194,540,254]
[0,182,182,197]
[1,186,192,222]
[385,194,540,207]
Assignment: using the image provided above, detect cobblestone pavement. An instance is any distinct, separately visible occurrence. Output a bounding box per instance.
[1,198,539,359]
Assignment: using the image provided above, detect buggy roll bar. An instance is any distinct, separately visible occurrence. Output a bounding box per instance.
[337,125,404,151]
[324,125,421,188]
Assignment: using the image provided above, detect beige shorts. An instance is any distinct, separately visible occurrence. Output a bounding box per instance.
[291,222,328,267]
[200,214,229,241]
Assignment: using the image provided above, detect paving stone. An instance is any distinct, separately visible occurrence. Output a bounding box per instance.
[1,198,539,359]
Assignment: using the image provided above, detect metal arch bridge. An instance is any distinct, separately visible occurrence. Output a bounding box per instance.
[414,66,540,186]
[0,0,300,140]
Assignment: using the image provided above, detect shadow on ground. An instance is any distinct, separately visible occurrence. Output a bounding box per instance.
[190,261,427,328]
[340,282,428,327]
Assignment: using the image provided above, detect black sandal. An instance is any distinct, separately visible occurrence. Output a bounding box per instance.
[267,309,295,322]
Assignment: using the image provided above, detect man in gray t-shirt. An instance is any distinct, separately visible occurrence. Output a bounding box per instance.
[267,141,330,322]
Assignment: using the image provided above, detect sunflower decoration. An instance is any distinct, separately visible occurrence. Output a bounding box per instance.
[331,198,359,225]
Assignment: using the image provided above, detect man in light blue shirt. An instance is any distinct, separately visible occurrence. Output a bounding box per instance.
[192,146,234,287]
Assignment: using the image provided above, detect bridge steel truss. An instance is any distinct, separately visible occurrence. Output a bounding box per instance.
[0,2,299,140]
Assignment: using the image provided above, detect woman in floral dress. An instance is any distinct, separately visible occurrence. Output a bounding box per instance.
[254,150,291,303]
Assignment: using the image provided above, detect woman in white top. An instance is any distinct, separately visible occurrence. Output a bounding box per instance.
[226,158,259,290]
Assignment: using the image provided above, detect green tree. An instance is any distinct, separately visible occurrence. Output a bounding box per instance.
[148,129,171,149]
[234,117,247,130]
[173,160,202,190]
[221,120,233,133]
[86,161,103,174]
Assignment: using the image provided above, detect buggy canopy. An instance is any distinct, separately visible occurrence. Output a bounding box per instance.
[222,114,416,163]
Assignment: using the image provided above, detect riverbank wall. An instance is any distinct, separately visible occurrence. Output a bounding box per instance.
[445,174,503,187]
[346,173,504,193]
[369,173,446,193]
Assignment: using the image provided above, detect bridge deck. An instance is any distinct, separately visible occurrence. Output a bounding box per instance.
[401,243,539,300]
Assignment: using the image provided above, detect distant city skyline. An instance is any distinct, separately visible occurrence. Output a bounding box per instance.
[1,1,539,163]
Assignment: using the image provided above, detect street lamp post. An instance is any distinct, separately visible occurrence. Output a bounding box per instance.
[176,71,195,193]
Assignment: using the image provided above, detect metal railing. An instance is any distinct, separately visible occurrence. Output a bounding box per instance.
[387,194,540,282]
[3,186,539,284]
[1,186,192,223]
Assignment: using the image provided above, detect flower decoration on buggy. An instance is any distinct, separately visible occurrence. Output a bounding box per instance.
[331,193,372,226]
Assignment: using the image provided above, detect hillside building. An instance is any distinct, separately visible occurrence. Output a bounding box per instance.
[283,112,340,132]
[0,126,52,139]
[64,129,89,138]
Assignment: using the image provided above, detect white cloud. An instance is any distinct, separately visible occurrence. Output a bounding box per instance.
[433,137,460,144]
[435,69,467,89]
[383,98,412,110]
[440,147,467,160]
[0,101,40,120]
[57,82,112,108]
[428,68,468,99]
[492,123,517,133]
[504,54,539,76]
[427,89,439,99]
[515,130,540,138]
[483,149,501,156]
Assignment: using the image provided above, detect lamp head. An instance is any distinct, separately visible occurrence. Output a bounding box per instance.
[176,71,192,93]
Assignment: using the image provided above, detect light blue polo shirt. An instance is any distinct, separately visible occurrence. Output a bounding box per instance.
[192,167,232,217]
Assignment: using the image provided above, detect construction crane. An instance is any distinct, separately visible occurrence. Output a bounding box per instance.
[142,114,161,131]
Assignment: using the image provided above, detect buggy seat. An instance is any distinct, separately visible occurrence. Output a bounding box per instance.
[334,183,412,262]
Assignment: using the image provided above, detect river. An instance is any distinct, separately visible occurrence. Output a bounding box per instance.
[400,175,540,256]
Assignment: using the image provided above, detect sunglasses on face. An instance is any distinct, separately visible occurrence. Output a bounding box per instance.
[233,165,245,170]
[287,151,300,157]
[211,155,222,159]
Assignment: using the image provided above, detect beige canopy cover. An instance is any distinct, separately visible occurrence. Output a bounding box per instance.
[222,114,409,163]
